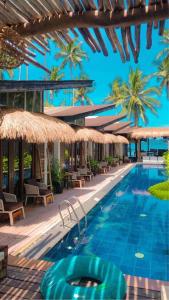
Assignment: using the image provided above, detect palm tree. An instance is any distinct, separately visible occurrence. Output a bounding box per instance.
[105,68,160,126]
[154,58,169,99]
[0,69,13,80]
[154,30,169,98]
[49,66,64,102]
[73,74,94,106]
[56,39,88,79]
[156,30,169,61]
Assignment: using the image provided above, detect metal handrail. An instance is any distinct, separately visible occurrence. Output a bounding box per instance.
[75,198,87,229]
[58,200,80,234]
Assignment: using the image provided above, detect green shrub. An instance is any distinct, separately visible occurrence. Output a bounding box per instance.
[89,159,99,173]
[51,159,64,184]
[105,156,113,165]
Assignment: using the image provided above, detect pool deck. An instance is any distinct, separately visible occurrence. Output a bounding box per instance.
[0,163,169,299]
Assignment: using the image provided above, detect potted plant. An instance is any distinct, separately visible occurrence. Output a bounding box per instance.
[89,159,99,176]
[105,156,113,166]
[51,159,64,193]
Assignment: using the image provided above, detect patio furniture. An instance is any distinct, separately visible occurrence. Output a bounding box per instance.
[70,172,85,188]
[99,162,108,174]
[0,245,8,280]
[77,168,94,181]
[24,184,54,207]
[0,193,25,225]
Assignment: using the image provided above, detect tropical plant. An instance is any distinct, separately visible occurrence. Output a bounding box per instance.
[73,74,94,106]
[105,68,160,126]
[105,156,113,165]
[56,39,88,79]
[153,58,169,99]
[0,69,13,80]
[51,159,64,184]
[89,158,99,175]
[154,30,169,99]
[156,30,169,61]
[50,66,64,81]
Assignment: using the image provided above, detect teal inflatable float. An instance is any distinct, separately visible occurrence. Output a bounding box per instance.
[40,255,126,300]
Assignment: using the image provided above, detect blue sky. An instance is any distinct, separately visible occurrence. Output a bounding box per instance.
[7,23,169,127]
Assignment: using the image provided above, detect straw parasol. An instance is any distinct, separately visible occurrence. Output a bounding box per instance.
[0,109,75,143]
[103,133,118,144]
[75,127,104,143]
[130,127,169,139]
[116,135,129,144]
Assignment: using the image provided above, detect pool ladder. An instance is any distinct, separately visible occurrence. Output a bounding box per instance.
[58,199,87,235]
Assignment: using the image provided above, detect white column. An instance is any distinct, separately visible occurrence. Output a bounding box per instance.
[54,141,60,162]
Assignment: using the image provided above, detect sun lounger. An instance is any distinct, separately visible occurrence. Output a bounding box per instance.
[24,184,54,206]
[0,193,25,225]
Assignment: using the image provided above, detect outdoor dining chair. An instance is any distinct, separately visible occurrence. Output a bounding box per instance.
[0,193,25,226]
[24,184,54,207]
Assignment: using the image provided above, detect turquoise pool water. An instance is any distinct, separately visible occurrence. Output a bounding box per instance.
[43,165,169,281]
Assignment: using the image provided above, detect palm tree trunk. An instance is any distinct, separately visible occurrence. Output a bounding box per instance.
[70,63,74,106]
[134,110,141,161]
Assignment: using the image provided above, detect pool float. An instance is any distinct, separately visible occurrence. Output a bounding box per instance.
[148,181,169,200]
[40,255,126,300]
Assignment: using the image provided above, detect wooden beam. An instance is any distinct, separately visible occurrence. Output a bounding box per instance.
[146,22,153,49]
[111,28,126,62]
[15,4,169,36]
[126,26,137,63]
[105,28,117,53]
[121,28,130,61]
[93,28,108,56]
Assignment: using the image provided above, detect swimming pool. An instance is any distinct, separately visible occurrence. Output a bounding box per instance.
[43,165,169,281]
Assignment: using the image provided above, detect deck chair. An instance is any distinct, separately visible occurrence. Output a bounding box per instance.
[71,172,85,188]
[0,194,25,226]
[99,162,108,173]
[24,184,54,207]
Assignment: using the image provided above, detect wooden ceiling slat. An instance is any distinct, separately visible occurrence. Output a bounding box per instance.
[4,0,30,22]
[97,0,104,10]
[25,38,45,55]
[27,0,49,17]
[111,28,126,62]
[39,0,58,14]
[94,28,109,56]
[105,28,117,52]
[121,28,130,60]
[0,2,20,23]
[112,0,124,10]
[154,20,158,28]
[35,34,49,46]
[70,28,79,37]
[78,28,97,52]
[85,0,97,10]
[102,0,114,11]
[12,0,38,18]
[58,31,73,44]
[79,28,101,52]
[72,0,84,11]
[32,37,50,52]
[46,0,63,14]
[49,31,66,47]
[159,20,165,35]
[126,26,137,63]
[135,25,141,61]
[146,22,153,49]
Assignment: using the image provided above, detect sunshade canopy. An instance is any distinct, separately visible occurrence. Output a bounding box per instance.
[130,127,169,139]
[0,109,75,143]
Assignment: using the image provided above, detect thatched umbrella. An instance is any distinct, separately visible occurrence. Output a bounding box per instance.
[0,109,75,143]
[130,127,169,139]
[116,135,129,144]
[75,127,104,143]
[103,133,118,144]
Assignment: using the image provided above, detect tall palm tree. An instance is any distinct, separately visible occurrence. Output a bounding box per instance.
[154,30,169,98]
[105,68,160,126]
[154,58,169,99]
[49,66,64,102]
[56,39,88,79]
[73,74,94,106]
[56,39,88,105]
[0,69,13,80]
[156,30,169,61]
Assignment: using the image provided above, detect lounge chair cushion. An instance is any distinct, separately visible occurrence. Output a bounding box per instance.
[0,192,5,201]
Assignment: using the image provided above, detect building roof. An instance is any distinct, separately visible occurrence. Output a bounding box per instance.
[85,115,126,129]
[116,126,138,134]
[0,0,168,70]
[0,80,93,92]
[104,121,131,132]
[45,104,115,121]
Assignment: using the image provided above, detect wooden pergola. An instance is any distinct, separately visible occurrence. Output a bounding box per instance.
[0,0,168,69]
